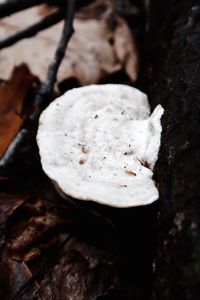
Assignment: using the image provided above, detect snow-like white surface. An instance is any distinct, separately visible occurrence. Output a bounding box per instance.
[37,84,164,207]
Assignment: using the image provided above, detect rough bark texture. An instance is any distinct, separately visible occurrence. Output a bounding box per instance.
[142,0,200,299]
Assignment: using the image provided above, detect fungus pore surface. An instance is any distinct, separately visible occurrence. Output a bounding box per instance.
[37,84,164,207]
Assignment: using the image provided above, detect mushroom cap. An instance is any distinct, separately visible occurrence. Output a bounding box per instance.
[37,84,164,208]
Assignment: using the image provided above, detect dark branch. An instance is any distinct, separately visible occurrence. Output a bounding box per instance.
[0,0,76,169]
[30,0,76,121]
[0,0,92,19]
[0,0,44,19]
[0,9,64,50]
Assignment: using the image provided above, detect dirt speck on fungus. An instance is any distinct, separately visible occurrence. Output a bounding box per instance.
[79,159,86,165]
[81,146,89,154]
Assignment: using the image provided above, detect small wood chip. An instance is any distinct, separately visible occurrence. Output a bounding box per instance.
[143,161,151,169]
[125,170,136,176]
[137,157,151,169]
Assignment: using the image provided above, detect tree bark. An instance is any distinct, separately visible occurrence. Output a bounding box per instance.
[142,0,200,299]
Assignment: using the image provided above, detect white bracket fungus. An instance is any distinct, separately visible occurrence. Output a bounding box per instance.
[37,84,164,208]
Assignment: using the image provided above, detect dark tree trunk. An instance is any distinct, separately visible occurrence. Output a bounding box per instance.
[141,0,200,299]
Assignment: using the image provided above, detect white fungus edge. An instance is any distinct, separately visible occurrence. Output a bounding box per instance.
[37,84,164,208]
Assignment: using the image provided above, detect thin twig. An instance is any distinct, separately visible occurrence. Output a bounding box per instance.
[0,0,76,168]
[30,0,76,121]
[0,9,64,50]
[0,0,44,19]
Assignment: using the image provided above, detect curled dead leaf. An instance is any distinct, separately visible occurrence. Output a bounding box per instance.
[0,1,138,85]
[62,0,138,84]
[0,65,38,158]
[9,213,65,255]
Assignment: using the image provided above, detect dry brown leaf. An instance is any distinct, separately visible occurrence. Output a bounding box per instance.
[0,253,38,299]
[0,1,138,85]
[9,213,65,256]
[62,0,138,84]
[0,64,38,158]
[0,192,128,298]
[0,193,28,224]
